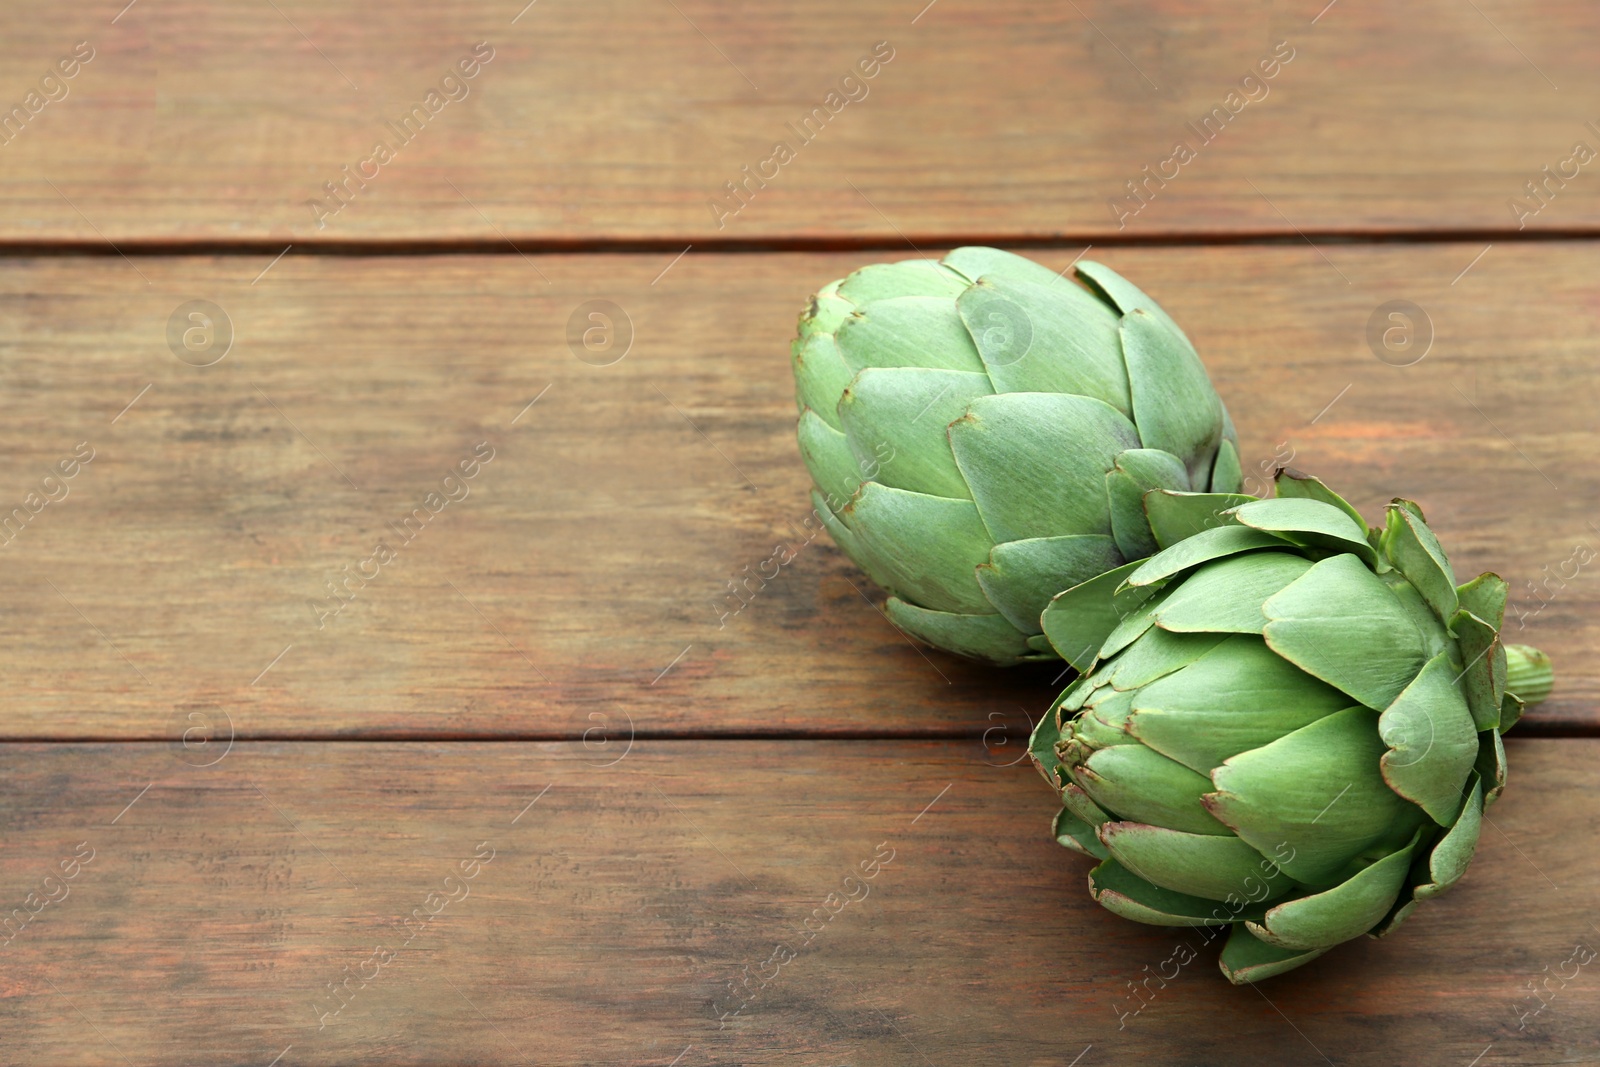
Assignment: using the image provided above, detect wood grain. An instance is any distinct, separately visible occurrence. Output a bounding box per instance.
[0,244,1593,739]
[3,1,1599,242]
[0,739,1593,1065]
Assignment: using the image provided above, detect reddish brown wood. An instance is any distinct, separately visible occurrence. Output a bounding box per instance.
[1,1,1597,242]
[1,6,1592,1064]
[0,245,1591,739]
[0,739,1592,1065]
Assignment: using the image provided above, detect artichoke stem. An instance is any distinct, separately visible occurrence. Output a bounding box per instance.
[1504,644,1554,706]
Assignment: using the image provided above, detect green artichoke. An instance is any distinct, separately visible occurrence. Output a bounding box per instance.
[1027,470,1552,982]
[792,247,1242,665]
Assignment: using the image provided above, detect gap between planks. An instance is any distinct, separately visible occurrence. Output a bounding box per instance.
[0,721,1593,744]
[0,228,1598,257]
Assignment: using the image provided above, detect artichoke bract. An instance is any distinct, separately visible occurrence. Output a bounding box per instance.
[1027,470,1552,982]
[792,247,1242,665]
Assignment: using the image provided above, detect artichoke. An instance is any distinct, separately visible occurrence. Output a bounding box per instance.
[792,247,1242,665]
[1028,470,1552,982]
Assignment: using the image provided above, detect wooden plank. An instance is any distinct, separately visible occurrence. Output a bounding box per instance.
[3,1,1599,242]
[0,244,1592,739]
[0,739,1593,1064]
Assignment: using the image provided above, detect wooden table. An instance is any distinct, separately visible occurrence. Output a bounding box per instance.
[2,2,1597,1064]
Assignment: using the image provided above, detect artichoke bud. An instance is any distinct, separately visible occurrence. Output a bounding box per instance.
[1028,470,1551,983]
[790,247,1241,666]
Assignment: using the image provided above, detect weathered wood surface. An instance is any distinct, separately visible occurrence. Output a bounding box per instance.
[0,739,1593,1065]
[0,244,1592,739]
[2,1,1599,242]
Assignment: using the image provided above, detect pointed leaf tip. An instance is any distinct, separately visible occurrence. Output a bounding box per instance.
[1041,559,1156,671]
[1380,503,1459,622]
[1272,469,1369,531]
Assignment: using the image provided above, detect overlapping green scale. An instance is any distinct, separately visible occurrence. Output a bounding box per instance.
[1029,469,1552,982]
[1072,745,1226,837]
[836,367,992,498]
[976,535,1124,635]
[1120,309,1227,487]
[956,275,1129,405]
[834,295,986,374]
[1147,553,1313,634]
[949,393,1139,542]
[1124,635,1350,772]
[1100,821,1298,901]
[792,247,1241,665]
